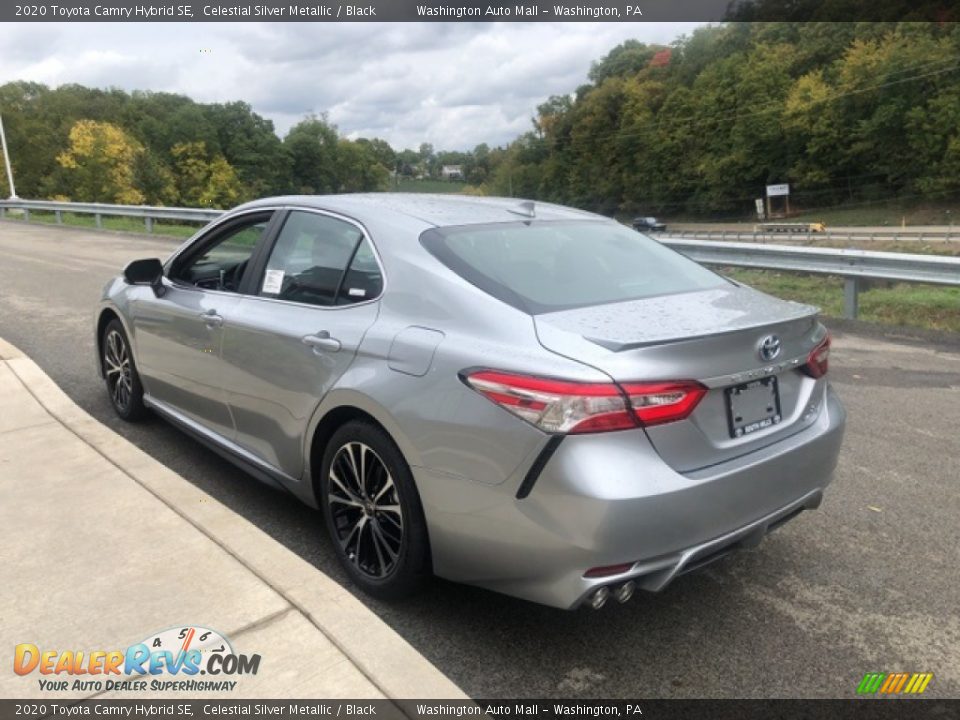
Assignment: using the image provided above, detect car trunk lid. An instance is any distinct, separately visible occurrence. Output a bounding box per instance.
[534,284,827,472]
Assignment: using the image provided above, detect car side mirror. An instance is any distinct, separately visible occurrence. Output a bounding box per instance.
[123,258,166,297]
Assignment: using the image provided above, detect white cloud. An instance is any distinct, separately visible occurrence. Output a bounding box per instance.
[0,21,703,150]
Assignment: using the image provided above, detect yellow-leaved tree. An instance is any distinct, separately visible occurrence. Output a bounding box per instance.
[170,141,244,208]
[56,120,145,204]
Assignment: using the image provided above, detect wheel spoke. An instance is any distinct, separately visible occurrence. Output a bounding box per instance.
[329,469,361,503]
[372,521,398,561]
[329,494,363,508]
[373,474,395,503]
[113,378,125,407]
[379,508,403,534]
[341,516,366,559]
[344,444,362,492]
[359,445,368,497]
[370,523,387,576]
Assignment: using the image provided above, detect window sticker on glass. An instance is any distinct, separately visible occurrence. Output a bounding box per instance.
[262,269,285,295]
[348,288,366,297]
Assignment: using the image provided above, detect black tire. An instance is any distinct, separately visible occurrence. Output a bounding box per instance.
[320,420,431,600]
[101,319,147,422]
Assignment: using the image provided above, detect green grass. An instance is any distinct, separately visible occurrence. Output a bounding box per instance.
[390,177,471,194]
[788,203,959,227]
[5,209,200,239]
[725,268,960,333]
[665,202,959,228]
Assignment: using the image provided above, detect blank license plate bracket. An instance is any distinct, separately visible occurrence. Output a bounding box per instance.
[725,376,782,438]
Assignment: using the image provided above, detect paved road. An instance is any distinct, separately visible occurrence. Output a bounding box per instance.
[1,220,958,699]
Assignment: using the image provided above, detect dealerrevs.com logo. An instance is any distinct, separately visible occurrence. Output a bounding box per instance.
[14,625,261,693]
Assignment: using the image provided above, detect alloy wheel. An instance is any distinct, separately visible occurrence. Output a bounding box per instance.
[104,329,133,412]
[327,442,404,579]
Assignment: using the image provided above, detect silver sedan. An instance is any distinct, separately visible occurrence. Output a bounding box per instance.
[95,194,845,610]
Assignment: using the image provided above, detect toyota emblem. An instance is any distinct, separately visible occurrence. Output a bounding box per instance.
[758,334,782,361]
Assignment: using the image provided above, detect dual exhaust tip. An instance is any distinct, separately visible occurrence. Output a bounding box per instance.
[588,580,636,609]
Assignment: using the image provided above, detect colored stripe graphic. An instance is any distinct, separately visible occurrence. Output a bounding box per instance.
[910,673,933,694]
[858,672,932,695]
[857,673,886,694]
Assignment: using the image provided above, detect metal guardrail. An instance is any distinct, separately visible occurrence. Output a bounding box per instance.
[0,198,222,232]
[661,238,960,318]
[1,199,958,319]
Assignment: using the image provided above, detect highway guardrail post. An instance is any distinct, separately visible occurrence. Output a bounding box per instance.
[95,212,102,229]
[844,277,860,319]
[55,210,62,224]
[145,216,153,234]
[23,208,29,223]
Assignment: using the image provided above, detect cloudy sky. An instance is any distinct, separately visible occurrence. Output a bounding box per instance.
[2,22,703,151]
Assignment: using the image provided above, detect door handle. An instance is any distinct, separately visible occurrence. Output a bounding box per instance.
[302,331,342,353]
[199,309,223,328]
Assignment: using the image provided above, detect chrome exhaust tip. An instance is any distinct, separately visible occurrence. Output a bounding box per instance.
[589,586,610,610]
[614,580,636,604]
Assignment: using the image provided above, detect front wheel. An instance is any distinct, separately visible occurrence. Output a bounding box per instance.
[101,319,147,421]
[320,420,430,600]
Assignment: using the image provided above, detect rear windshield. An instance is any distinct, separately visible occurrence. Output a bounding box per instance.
[420,220,726,314]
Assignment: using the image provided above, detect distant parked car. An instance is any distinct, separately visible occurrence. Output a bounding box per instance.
[632,216,667,232]
[96,194,845,610]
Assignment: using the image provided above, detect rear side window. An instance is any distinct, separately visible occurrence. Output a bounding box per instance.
[420,220,724,314]
[259,211,382,307]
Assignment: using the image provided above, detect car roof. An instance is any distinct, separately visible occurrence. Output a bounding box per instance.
[235,193,604,229]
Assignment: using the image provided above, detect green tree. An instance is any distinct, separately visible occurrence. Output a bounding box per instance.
[283,115,341,194]
[170,141,244,208]
[335,139,390,192]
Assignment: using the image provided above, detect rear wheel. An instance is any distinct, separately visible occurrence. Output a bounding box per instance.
[320,420,430,599]
[102,319,147,421]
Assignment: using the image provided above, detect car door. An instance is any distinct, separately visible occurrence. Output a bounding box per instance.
[131,210,277,439]
[218,209,383,480]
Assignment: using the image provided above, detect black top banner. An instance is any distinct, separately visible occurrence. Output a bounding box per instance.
[5,0,960,22]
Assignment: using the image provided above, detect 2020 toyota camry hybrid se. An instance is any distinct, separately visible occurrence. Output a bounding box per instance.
[95,194,845,610]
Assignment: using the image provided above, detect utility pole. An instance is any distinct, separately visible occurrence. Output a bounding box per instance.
[0,112,18,199]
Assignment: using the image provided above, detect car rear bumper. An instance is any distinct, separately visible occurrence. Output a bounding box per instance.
[416,384,845,609]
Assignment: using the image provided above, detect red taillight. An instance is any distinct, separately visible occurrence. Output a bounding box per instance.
[621,381,708,427]
[463,371,635,434]
[803,334,831,379]
[463,371,705,434]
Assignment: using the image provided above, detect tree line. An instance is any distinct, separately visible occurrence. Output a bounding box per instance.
[487,21,960,218]
[1,21,958,218]
[0,82,492,206]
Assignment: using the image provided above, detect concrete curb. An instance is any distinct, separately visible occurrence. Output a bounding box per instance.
[0,336,466,700]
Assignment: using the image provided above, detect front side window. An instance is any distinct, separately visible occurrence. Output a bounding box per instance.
[258,211,382,307]
[171,216,268,292]
[421,220,725,314]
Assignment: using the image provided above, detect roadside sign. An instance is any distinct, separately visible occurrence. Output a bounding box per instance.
[766,183,790,197]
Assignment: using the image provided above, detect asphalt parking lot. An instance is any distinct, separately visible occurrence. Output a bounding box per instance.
[1,220,958,698]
